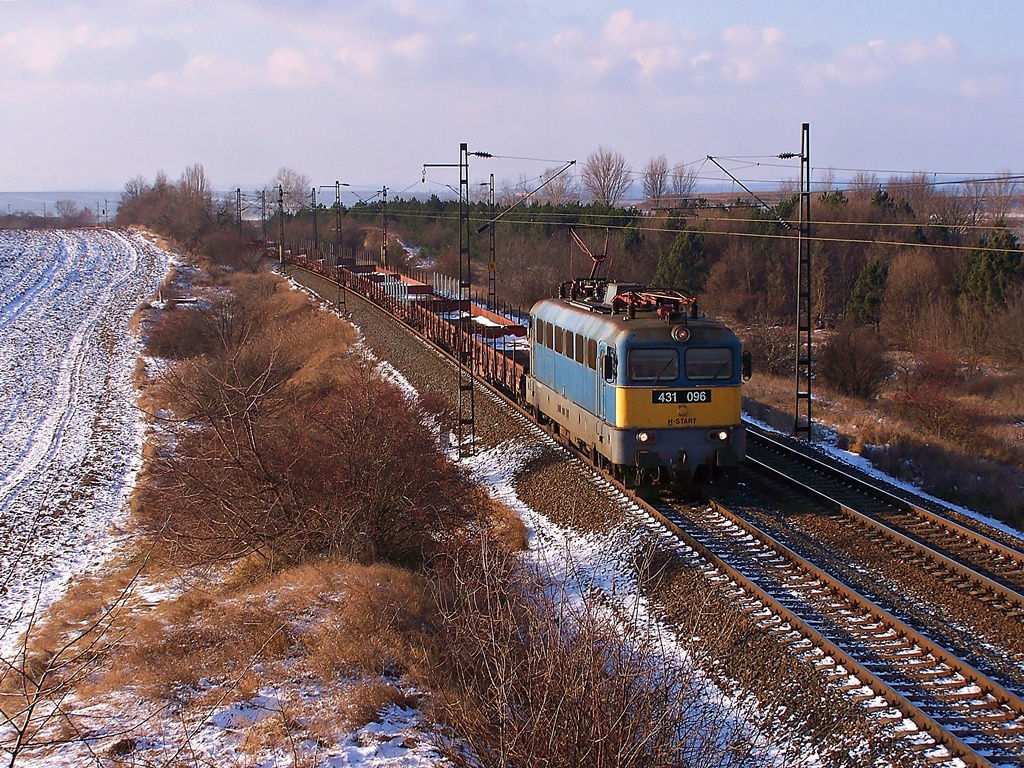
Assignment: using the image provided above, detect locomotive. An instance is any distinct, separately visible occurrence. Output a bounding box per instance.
[527,277,750,489]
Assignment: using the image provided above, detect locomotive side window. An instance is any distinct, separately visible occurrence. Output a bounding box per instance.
[685,347,734,380]
[554,325,564,354]
[564,329,574,359]
[575,333,585,364]
[545,322,554,349]
[587,339,598,370]
[627,349,679,382]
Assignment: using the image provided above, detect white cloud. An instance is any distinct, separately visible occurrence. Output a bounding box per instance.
[958,75,1008,100]
[717,25,788,83]
[266,46,329,88]
[817,34,960,86]
[391,32,430,61]
[144,54,256,96]
[0,23,135,76]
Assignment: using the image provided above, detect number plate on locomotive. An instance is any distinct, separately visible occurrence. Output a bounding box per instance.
[652,389,711,404]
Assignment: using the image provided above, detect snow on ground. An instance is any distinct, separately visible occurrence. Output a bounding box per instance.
[0,240,451,768]
[0,228,168,654]
[8,243,996,766]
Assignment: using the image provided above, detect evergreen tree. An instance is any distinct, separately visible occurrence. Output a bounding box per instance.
[954,229,1023,311]
[651,229,708,296]
[848,259,889,329]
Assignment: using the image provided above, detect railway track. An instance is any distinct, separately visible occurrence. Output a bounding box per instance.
[685,426,1024,767]
[285,260,1024,766]
[745,427,1024,607]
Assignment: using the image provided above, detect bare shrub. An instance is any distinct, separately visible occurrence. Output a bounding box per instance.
[140,358,476,570]
[0,571,144,764]
[741,321,794,377]
[94,594,291,699]
[817,322,892,400]
[422,536,769,768]
[993,287,1024,363]
[144,305,216,359]
[888,384,980,447]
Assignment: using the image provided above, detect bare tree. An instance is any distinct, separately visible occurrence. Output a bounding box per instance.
[122,175,150,203]
[961,178,988,226]
[848,171,880,203]
[886,172,934,217]
[497,175,533,207]
[581,146,632,206]
[270,167,313,214]
[988,171,1020,223]
[670,162,699,203]
[642,155,669,206]
[54,200,79,223]
[179,164,212,205]
[960,172,1021,226]
[539,166,579,205]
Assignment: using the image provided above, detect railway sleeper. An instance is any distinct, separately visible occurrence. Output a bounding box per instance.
[901,666,952,681]
[974,734,1024,748]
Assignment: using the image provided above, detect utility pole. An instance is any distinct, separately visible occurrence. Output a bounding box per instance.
[486,173,496,312]
[380,186,388,267]
[278,184,285,264]
[335,181,342,261]
[423,143,494,457]
[457,143,475,456]
[793,123,813,440]
[311,187,318,248]
[236,188,242,238]
[261,189,267,248]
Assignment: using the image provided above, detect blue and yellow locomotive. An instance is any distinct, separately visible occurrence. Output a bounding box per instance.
[526,278,749,489]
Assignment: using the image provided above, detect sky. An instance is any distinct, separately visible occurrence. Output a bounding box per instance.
[1,0,1022,203]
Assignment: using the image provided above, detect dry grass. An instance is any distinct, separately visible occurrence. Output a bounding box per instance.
[745,369,1024,527]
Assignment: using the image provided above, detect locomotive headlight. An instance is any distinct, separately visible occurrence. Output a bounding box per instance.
[636,430,658,444]
[708,429,730,442]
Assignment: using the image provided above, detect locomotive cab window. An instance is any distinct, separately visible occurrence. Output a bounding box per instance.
[685,347,734,380]
[627,349,679,382]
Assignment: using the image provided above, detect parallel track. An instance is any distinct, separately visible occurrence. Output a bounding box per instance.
[745,429,1024,621]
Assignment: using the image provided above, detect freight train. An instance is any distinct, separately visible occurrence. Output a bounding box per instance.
[283,252,750,492]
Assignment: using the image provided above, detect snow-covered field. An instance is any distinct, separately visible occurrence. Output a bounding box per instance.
[0,228,168,650]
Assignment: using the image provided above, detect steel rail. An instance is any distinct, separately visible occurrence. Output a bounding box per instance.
[748,451,1024,616]
[747,427,1024,573]
[647,499,1004,768]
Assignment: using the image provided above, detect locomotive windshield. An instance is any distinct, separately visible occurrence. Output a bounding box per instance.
[627,349,679,382]
[685,347,734,380]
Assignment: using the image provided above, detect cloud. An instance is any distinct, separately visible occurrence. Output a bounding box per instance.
[958,75,1008,100]
[718,25,788,83]
[0,22,185,84]
[0,24,133,76]
[266,46,329,88]
[816,34,960,87]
